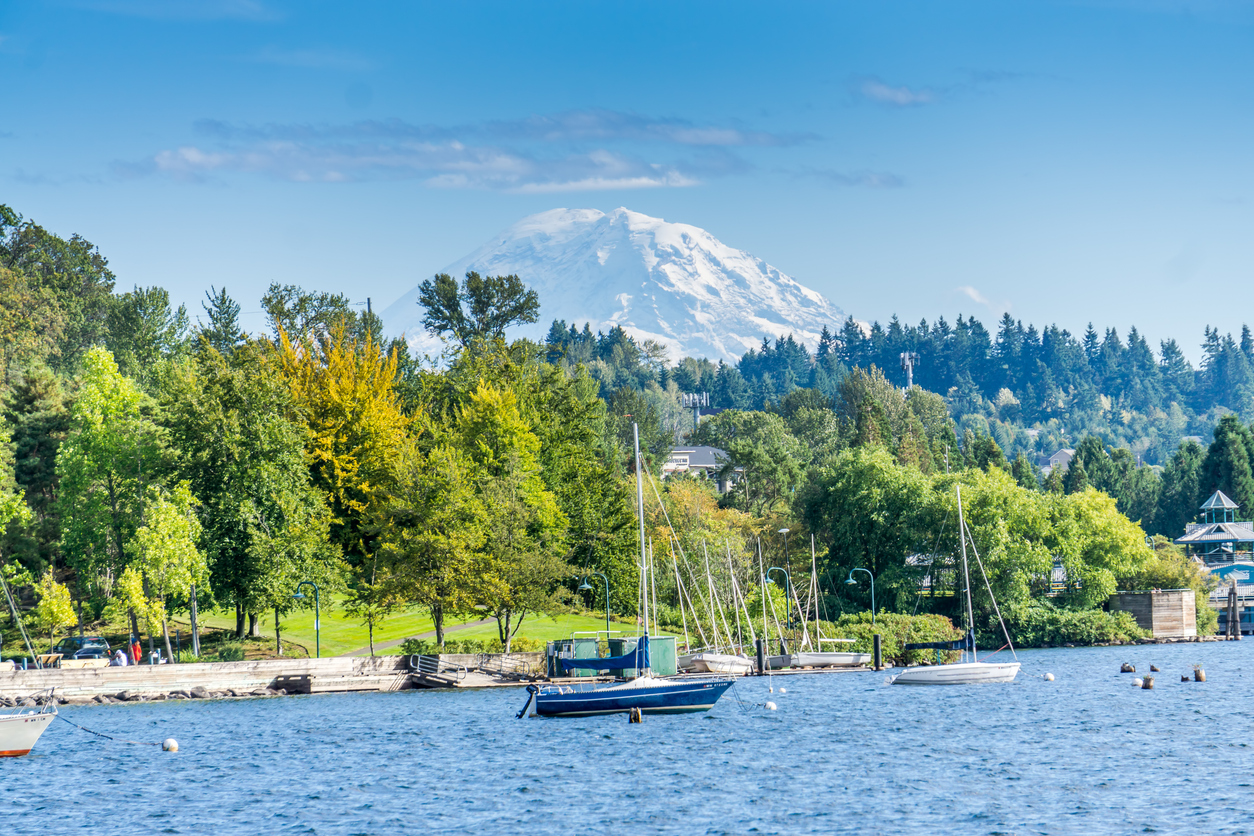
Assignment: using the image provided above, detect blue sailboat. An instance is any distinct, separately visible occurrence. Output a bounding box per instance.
[515,423,735,719]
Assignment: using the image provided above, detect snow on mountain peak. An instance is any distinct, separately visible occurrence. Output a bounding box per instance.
[382,208,845,362]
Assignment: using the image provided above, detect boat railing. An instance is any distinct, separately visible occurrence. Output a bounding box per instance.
[0,687,58,716]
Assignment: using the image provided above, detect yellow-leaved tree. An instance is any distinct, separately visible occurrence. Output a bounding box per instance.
[33,570,75,651]
[118,483,209,661]
[274,326,408,562]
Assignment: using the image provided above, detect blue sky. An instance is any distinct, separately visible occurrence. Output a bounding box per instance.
[2,0,1252,359]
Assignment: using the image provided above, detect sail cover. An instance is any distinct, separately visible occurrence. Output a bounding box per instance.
[559,636,650,672]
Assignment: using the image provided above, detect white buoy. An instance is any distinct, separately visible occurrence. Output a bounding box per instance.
[1132,678,1143,687]
[768,686,773,693]
[779,687,787,694]
[1043,673,1055,682]
[764,701,777,711]
[162,739,179,752]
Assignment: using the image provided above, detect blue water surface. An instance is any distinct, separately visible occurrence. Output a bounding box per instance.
[2,641,1251,835]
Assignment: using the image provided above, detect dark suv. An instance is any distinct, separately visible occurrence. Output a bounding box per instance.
[52,636,111,659]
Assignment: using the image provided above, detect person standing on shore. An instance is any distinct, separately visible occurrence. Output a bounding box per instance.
[130,635,142,666]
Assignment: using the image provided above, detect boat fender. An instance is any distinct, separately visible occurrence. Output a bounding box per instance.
[1042,673,1054,681]
[764,701,777,711]
[1131,678,1143,687]
[162,739,178,753]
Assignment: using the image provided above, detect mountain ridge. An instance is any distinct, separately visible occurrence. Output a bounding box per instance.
[383,207,845,362]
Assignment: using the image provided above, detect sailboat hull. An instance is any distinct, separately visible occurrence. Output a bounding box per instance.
[790,651,872,668]
[532,677,734,717]
[688,653,754,674]
[891,661,1021,685]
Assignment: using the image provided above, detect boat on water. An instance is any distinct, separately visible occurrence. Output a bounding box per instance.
[687,651,754,674]
[0,694,57,757]
[518,424,734,719]
[891,484,1020,686]
[791,643,873,669]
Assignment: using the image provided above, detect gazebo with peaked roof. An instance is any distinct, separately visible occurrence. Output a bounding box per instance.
[1175,490,1254,564]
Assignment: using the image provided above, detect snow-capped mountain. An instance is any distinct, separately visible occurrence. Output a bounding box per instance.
[383,207,846,363]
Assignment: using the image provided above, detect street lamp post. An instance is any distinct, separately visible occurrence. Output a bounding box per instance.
[291,581,320,658]
[845,568,876,626]
[578,572,611,639]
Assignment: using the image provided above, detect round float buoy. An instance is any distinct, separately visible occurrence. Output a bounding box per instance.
[1132,678,1143,687]
[768,686,773,693]
[162,739,179,752]
[779,687,786,695]
[1043,673,1055,682]
[764,701,777,711]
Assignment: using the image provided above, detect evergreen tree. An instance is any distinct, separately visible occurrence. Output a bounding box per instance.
[1198,414,1254,512]
[1151,440,1205,536]
[1063,456,1089,494]
[1011,454,1040,491]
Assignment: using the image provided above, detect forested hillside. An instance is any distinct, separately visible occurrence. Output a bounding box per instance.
[0,202,1224,652]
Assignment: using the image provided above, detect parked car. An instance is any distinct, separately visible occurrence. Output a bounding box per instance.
[52,636,111,659]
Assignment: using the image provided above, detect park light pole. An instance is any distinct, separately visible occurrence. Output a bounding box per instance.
[846,568,876,626]
[578,572,611,639]
[291,581,320,658]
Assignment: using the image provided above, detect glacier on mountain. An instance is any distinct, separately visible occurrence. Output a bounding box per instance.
[382,207,845,363]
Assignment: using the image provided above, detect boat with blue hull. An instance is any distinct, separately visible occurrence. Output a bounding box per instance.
[525,675,734,718]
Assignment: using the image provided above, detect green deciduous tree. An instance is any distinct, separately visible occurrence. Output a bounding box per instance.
[694,409,806,517]
[417,271,540,348]
[33,569,75,651]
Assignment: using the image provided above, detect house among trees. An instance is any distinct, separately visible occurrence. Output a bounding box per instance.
[1038,448,1075,478]
[663,445,737,492]
[1174,490,1254,564]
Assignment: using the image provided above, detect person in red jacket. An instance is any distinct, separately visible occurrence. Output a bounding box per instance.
[130,636,142,666]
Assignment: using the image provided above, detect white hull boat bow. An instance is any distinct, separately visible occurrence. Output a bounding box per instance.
[689,652,754,675]
[890,660,1021,685]
[0,701,57,757]
[791,651,872,668]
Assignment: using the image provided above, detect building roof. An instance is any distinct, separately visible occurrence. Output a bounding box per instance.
[1176,521,1254,545]
[667,446,727,470]
[1201,490,1240,510]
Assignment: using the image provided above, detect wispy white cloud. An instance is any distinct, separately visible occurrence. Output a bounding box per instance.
[123,109,805,191]
[856,77,937,107]
[957,285,1011,316]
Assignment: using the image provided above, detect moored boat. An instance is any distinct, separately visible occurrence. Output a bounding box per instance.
[0,695,57,757]
[688,651,754,674]
[525,674,734,717]
[790,651,872,668]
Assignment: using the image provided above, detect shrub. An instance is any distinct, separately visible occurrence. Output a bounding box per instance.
[829,611,964,666]
[1000,601,1147,646]
[216,643,245,662]
[399,638,436,656]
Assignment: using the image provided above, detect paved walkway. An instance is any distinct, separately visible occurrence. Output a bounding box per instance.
[341,618,495,657]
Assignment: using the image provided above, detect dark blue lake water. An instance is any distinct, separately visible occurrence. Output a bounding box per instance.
[3,641,1251,835]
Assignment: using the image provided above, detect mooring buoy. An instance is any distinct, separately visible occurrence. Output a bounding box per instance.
[765,701,777,711]
[778,687,786,695]
[1132,677,1143,687]
[162,739,179,752]
[1043,673,1055,681]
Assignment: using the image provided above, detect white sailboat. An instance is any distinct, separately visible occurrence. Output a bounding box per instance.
[789,536,871,668]
[891,484,1021,686]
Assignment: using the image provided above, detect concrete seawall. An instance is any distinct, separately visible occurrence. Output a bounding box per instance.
[0,655,413,701]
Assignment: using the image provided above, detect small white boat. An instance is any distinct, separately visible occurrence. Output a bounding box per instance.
[0,698,57,757]
[791,651,873,668]
[891,484,1020,687]
[890,660,1021,685]
[689,652,754,674]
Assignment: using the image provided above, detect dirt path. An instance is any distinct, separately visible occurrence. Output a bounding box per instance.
[340,617,496,657]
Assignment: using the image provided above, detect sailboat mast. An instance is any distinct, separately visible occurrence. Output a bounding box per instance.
[634,423,649,638]
[955,484,977,662]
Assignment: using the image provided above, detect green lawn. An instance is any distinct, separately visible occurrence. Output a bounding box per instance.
[169,603,667,657]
